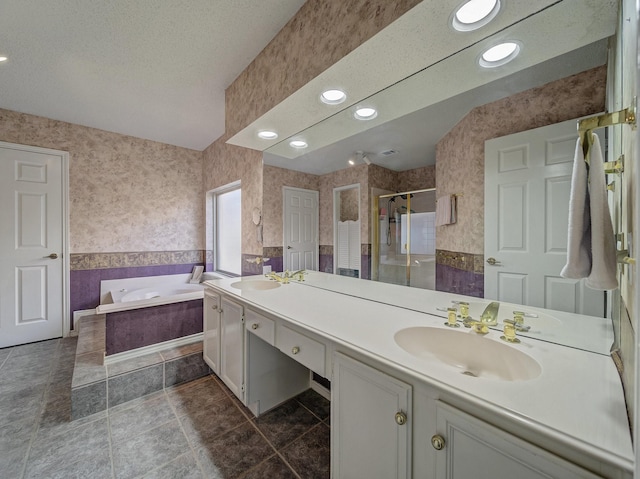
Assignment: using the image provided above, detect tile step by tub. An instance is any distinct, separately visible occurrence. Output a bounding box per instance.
[71,315,211,420]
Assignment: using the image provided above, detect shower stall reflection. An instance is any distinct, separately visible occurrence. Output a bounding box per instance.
[373,188,436,289]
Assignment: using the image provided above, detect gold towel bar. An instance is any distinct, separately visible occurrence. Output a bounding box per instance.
[603,157,624,175]
[578,101,637,166]
[436,193,463,203]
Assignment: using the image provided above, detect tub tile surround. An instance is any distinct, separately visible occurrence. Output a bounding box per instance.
[105,299,203,355]
[71,314,211,419]
[435,249,485,297]
[70,250,205,328]
[0,338,330,479]
[70,250,205,270]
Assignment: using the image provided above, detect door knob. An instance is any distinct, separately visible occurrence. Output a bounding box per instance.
[45,253,59,259]
[287,245,292,249]
[431,434,446,450]
[486,257,501,266]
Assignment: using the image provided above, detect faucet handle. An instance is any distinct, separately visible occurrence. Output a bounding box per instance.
[511,312,531,332]
[444,308,460,328]
[500,319,521,343]
[470,321,489,335]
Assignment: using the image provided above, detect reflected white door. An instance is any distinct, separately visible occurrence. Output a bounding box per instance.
[283,187,318,271]
[484,120,605,316]
[0,143,66,347]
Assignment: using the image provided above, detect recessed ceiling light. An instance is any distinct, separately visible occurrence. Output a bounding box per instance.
[453,0,501,32]
[354,107,377,120]
[0,56,7,62]
[257,130,278,140]
[289,140,308,149]
[479,42,520,68]
[320,89,346,105]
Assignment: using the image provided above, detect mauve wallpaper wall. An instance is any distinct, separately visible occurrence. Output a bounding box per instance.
[436,65,607,255]
[225,0,422,136]
[0,108,204,253]
[203,0,423,266]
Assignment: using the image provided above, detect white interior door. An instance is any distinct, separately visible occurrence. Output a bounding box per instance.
[283,187,318,271]
[484,120,605,316]
[0,142,67,348]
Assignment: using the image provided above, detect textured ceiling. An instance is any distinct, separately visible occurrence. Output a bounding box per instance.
[0,0,306,150]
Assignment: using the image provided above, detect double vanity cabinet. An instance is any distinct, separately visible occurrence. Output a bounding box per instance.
[203,272,633,478]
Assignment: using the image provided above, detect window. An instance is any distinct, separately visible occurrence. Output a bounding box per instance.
[214,184,241,275]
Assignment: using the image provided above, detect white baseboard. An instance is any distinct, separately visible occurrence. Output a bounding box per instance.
[104,333,203,365]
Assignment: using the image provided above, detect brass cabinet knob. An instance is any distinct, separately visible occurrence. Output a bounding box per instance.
[291,346,300,355]
[394,411,407,426]
[251,323,259,330]
[431,434,445,450]
[486,257,501,266]
[211,305,218,310]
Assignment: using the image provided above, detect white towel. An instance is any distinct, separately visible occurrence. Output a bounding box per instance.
[561,139,591,279]
[585,133,617,290]
[560,134,618,290]
[436,195,455,226]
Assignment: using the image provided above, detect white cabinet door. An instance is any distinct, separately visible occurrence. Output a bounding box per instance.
[220,297,244,400]
[332,353,412,479]
[434,402,602,479]
[203,291,221,374]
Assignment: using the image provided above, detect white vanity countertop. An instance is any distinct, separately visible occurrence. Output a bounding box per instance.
[204,273,633,473]
[297,272,614,355]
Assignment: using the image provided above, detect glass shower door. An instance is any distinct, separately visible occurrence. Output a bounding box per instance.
[374,189,436,289]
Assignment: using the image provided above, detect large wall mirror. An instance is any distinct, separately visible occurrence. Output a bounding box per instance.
[258,0,620,354]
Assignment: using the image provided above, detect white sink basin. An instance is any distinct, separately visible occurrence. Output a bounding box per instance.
[230,280,281,291]
[394,327,541,381]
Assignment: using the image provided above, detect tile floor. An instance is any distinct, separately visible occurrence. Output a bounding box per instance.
[0,338,331,478]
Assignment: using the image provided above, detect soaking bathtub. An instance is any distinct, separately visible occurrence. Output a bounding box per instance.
[96,272,225,356]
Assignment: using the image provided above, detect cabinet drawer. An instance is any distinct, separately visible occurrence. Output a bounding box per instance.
[277,324,325,377]
[245,309,275,345]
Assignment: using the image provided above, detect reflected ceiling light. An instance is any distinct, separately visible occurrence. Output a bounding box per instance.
[0,56,7,62]
[479,41,520,68]
[354,107,377,120]
[453,0,501,31]
[289,140,308,149]
[257,130,278,140]
[320,89,346,105]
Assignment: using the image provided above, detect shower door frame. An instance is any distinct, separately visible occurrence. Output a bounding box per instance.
[372,187,436,286]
